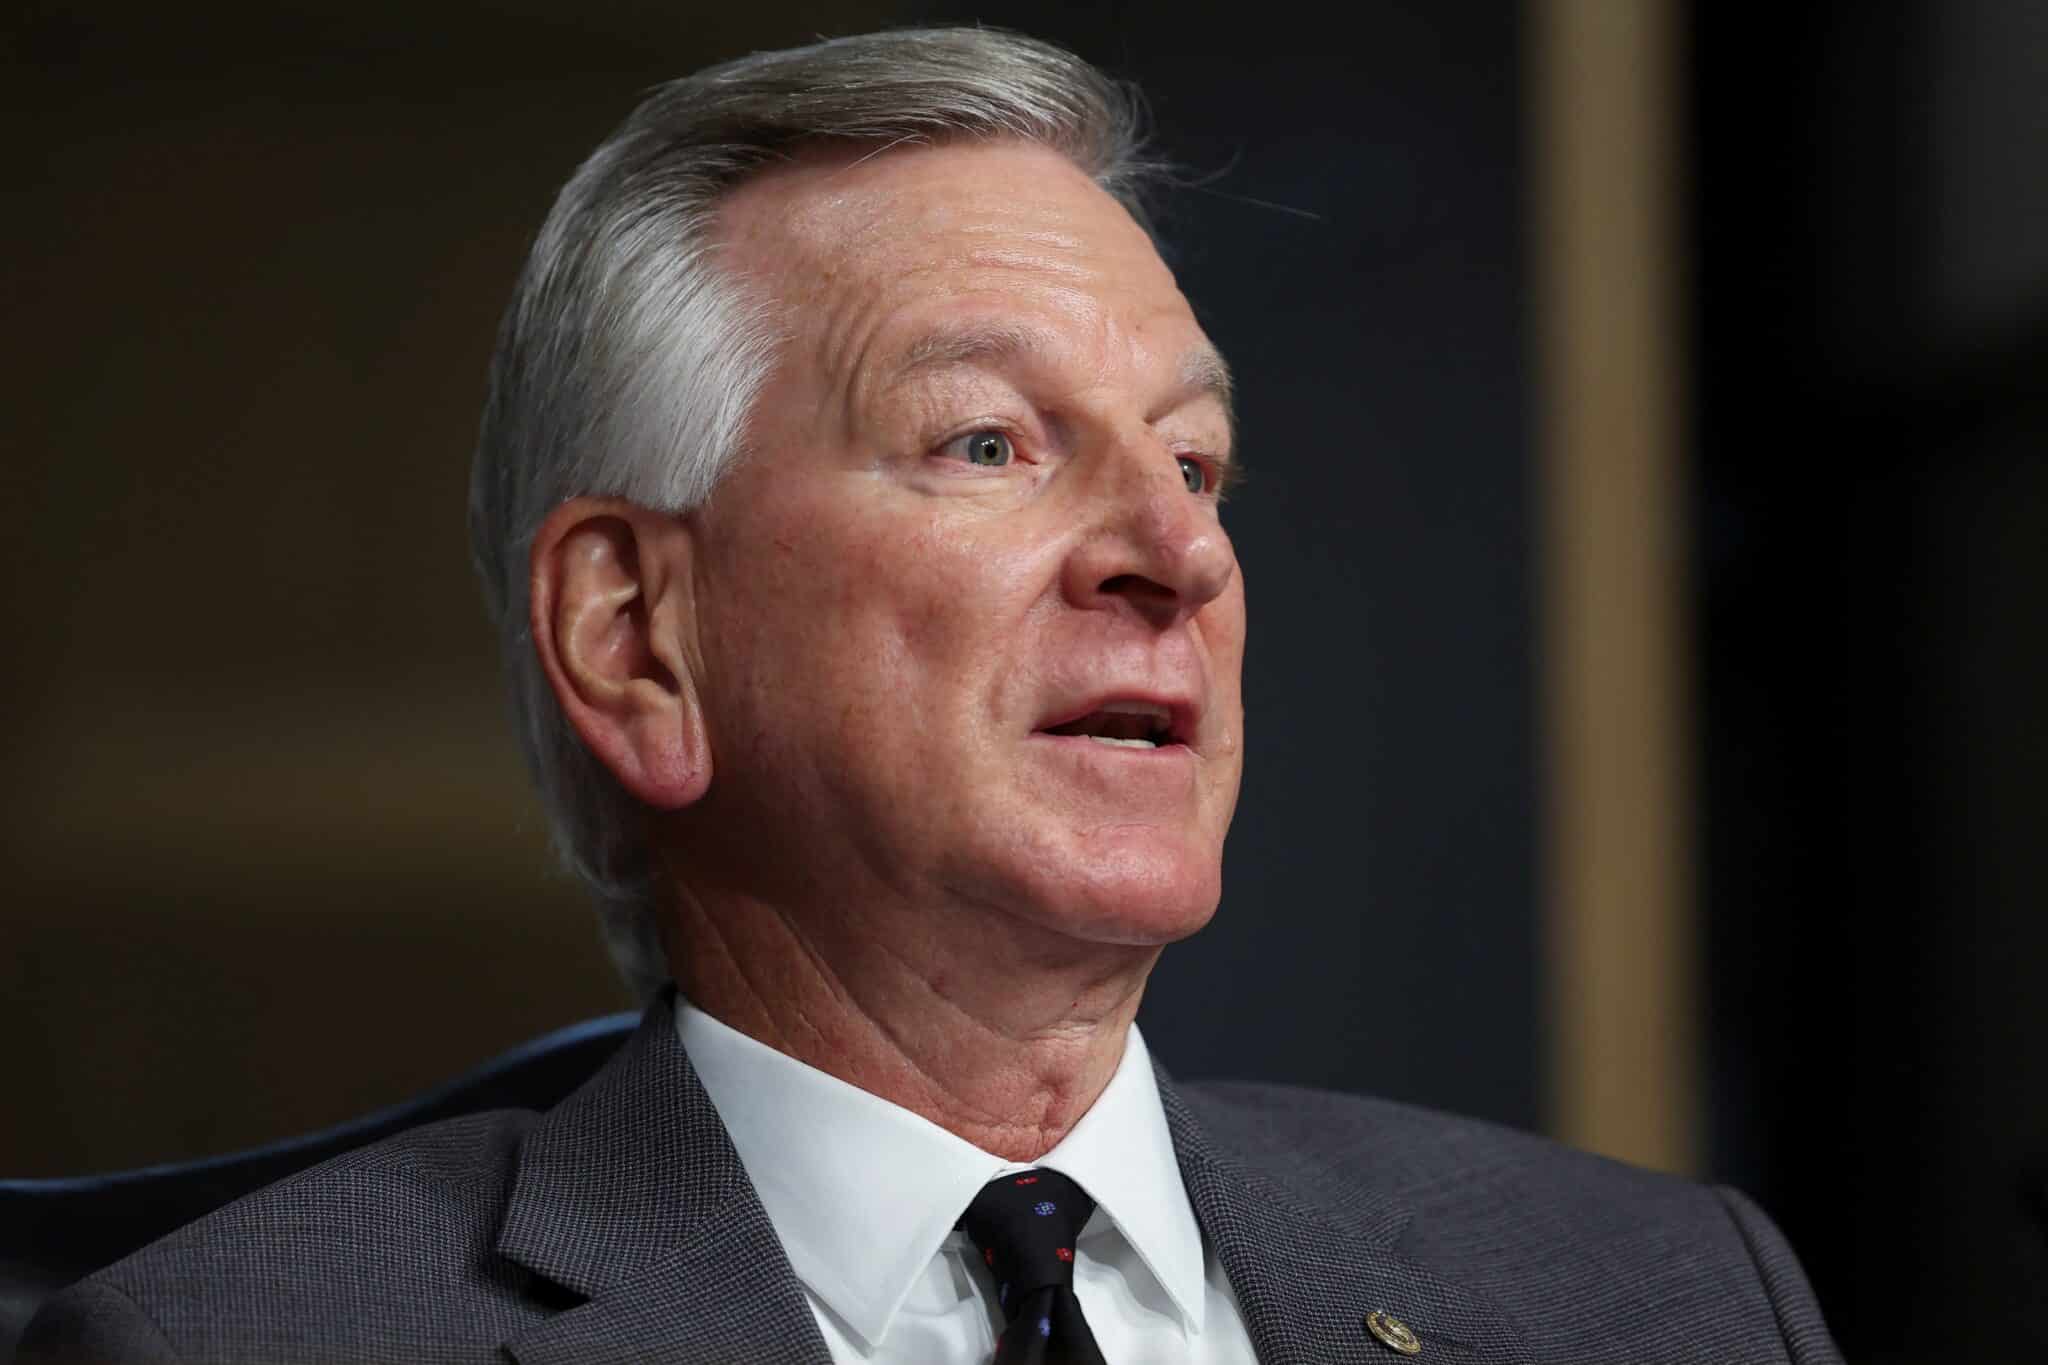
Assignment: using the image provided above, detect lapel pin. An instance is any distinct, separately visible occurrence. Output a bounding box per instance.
[1364,1309,1422,1355]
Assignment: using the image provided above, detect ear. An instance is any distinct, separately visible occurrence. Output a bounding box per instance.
[528,497,712,809]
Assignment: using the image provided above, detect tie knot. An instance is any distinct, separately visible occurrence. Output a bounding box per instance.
[959,1168,1095,1301]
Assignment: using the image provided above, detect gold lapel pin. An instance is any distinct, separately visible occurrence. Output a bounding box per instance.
[1364,1309,1422,1355]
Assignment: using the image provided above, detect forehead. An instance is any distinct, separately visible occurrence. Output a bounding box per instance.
[712,139,1207,388]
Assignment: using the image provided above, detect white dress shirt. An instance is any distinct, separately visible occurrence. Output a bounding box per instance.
[675,999,1261,1363]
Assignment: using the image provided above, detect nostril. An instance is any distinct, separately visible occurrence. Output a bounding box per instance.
[1094,570,1185,628]
[1099,573,1178,601]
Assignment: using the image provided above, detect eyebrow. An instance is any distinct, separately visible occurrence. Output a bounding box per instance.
[891,321,1239,469]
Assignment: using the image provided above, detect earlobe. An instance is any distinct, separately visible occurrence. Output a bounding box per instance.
[529,498,712,810]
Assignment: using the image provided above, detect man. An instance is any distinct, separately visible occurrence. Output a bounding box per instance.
[25,27,1840,1365]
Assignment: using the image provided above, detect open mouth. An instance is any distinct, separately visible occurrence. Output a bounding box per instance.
[1039,700,1181,750]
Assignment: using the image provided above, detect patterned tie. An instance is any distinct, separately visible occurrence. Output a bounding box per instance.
[958,1168,1108,1365]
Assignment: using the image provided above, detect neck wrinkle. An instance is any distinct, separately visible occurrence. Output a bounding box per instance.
[664,877,1156,1160]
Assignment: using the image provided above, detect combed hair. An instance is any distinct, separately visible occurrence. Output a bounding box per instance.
[467,27,1164,1000]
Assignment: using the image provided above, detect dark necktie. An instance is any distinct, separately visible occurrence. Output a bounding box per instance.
[958,1168,1109,1365]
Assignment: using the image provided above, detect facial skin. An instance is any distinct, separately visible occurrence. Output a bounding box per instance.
[531,138,1245,1156]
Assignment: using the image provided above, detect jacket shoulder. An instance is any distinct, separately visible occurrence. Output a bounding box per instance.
[1174,1080,1841,1363]
[1176,1076,1707,1212]
[23,1109,548,1364]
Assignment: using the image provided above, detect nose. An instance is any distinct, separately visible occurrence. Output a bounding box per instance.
[1062,441,1237,629]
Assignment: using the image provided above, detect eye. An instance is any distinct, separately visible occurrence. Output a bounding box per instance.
[1177,455,1208,494]
[944,430,1015,467]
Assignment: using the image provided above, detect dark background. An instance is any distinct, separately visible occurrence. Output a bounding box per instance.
[1692,4,2048,1359]
[5,2,2044,1361]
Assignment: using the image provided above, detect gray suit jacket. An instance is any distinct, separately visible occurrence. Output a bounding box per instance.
[23,998,1841,1364]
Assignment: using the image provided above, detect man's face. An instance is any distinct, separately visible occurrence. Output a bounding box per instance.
[681,139,1245,949]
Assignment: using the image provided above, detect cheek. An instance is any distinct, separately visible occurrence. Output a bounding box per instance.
[885,531,1038,667]
[1204,582,1250,699]
[728,508,1022,735]
[829,504,1052,683]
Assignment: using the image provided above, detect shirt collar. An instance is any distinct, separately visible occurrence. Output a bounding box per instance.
[1031,1024,1209,1334]
[674,999,1208,1350]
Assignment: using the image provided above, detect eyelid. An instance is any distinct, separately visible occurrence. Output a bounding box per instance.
[1178,448,1239,500]
[927,418,1233,495]
[933,420,1033,461]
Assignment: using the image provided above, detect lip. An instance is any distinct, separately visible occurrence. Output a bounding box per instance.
[1029,733,1196,766]
[1032,692,1199,749]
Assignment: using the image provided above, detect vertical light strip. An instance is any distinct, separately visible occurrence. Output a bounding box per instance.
[1528,0,1698,1173]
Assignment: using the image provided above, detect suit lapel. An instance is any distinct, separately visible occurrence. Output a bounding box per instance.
[497,995,832,1365]
[1159,1073,1537,1365]
[494,997,1534,1363]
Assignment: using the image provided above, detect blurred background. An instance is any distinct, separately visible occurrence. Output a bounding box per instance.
[4,1,2043,1359]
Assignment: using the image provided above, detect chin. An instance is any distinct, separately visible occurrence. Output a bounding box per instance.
[1080,886,1221,947]
[938,809,1228,946]
[1009,836,1225,948]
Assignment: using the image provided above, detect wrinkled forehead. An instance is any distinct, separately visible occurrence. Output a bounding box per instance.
[712,138,1181,322]
[709,138,1208,412]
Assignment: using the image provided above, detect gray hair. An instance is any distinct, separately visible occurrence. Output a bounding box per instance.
[467,27,1164,1000]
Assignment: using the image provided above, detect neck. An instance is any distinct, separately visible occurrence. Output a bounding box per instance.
[664,881,1157,1161]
